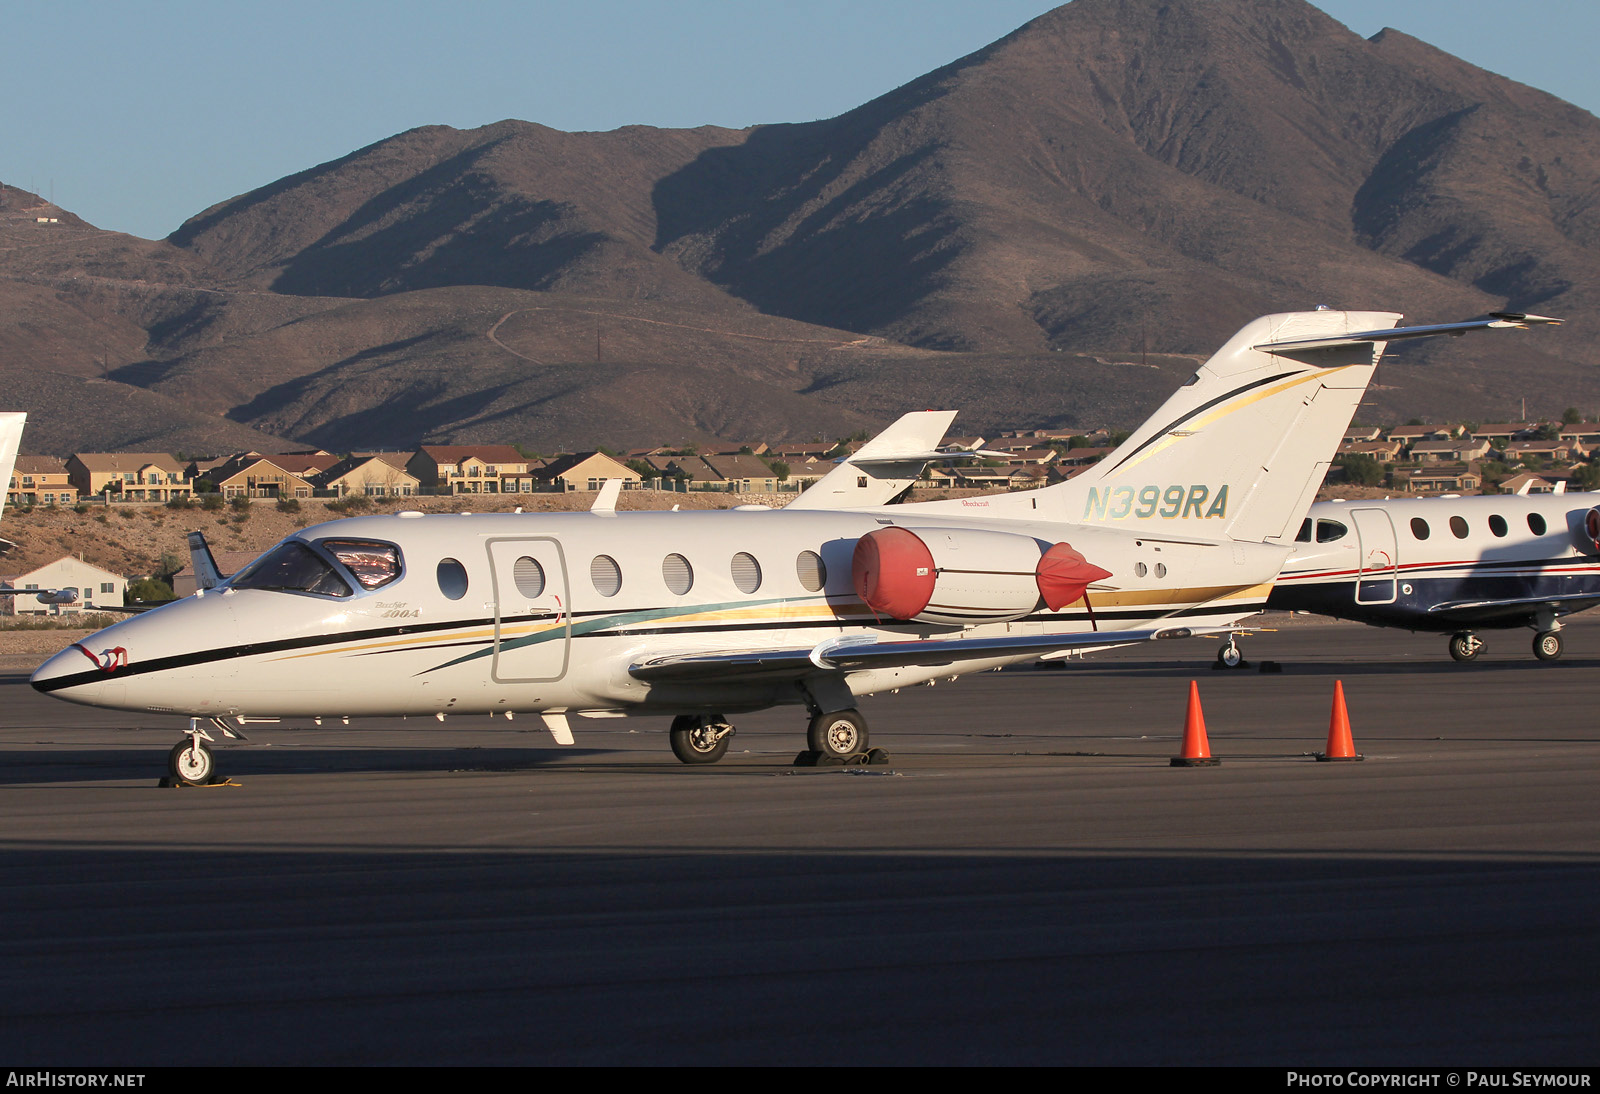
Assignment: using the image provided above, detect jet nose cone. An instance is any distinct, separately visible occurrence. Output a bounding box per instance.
[31,643,96,693]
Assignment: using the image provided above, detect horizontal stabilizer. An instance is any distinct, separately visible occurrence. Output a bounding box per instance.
[1256,313,1562,354]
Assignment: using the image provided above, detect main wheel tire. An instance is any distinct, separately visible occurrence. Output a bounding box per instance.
[1448,633,1481,663]
[1533,631,1563,661]
[669,715,731,764]
[168,739,214,785]
[807,709,868,759]
[1216,643,1243,669]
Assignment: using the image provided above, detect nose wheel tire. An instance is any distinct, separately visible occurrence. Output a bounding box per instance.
[1216,641,1243,668]
[1448,632,1482,662]
[669,715,732,764]
[1533,631,1563,661]
[168,739,215,785]
[807,709,868,759]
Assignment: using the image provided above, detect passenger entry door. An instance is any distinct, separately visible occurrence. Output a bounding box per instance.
[1351,508,1398,605]
[486,537,571,682]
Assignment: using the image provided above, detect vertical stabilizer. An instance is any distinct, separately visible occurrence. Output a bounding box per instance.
[1042,311,1400,543]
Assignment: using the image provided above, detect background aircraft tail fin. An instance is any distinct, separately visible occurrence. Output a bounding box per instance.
[186,531,224,591]
[789,410,960,510]
[0,412,26,525]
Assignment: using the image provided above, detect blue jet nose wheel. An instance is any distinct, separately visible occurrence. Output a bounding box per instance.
[168,738,215,785]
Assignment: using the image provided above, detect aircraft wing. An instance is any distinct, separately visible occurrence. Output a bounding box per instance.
[1426,591,1600,614]
[629,625,1195,683]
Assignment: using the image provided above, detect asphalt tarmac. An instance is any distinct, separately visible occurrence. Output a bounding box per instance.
[1,616,1596,1065]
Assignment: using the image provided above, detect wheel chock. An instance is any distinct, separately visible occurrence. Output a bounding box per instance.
[1171,680,1220,767]
[1316,680,1364,762]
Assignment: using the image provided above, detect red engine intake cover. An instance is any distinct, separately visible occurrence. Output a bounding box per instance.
[852,527,936,619]
[1035,542,1112,610]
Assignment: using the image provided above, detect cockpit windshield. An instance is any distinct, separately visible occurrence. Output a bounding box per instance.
[320,539,402,590]
[231,541,354,598]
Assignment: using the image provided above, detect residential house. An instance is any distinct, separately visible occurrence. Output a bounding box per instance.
[316,454,420,498]
[1391,462,1482,494]
[208,455,316,499]
[408,446,535,494]
[535,452,641,492]
[7,455,77,507]
[66,453,192,501]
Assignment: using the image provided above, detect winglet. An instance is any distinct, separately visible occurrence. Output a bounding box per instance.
[186,531,224,591]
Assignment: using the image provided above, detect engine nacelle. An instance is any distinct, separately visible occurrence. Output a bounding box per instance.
[851,527,1110,626]
[1583,508,1600,553]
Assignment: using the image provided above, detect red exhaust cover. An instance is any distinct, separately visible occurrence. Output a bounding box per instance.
[1036,542,1112,610]
[852,527,936,619]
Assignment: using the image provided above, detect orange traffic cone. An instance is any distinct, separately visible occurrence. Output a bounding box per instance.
[1171,680,1220,767]
[1317,680,1364,762]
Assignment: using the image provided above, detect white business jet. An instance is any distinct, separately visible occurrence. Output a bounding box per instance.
[29,311,1559,783]
[1266,491,1600,661]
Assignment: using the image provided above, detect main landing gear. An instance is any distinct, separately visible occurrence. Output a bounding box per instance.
[669,714,735,764]
[1448,629,1565,662]
[1215,636,1245,669]
[665,708,876,765]
[1448,632,1483,662]
[807,709,869,760]
[1533,630,1563,661]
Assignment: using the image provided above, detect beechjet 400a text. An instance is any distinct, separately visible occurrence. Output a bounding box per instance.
[29,311,1559,783]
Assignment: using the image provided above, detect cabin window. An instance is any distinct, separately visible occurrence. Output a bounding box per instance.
[513,556,546,598]
[1154,563,1168,578]
[1528,513,1547,535]
[233,541,353,599]
[662,554,693,596]
[1410,518,1430,540]
[731,552,762,594]
[436,558,468,600]
[1449,516,1469,539]
[591,555,622,597]
[1315,520,1347,543]
[1488,515,1508,538]
[795,550,827,592]
[1295,519,1313,543]
[1135,562,1148,577]
[321,539,402,589]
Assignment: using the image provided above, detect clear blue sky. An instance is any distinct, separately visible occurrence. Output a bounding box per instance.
[4,1,1595,240]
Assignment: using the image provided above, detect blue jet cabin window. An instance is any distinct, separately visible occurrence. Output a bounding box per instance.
[1295,519,1313,543]
[321,539,402,590]
[1488,515,1508,537]
[1315,520,1347,543]
[233,541,353,598]
[1528,513,1548,535]
[437,558,469,600]
[1410,518,1430,540]
[1449,516,1469,539]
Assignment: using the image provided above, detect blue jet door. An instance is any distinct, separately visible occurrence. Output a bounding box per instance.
[1351,507,1398,605]
[486,536,571,682]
